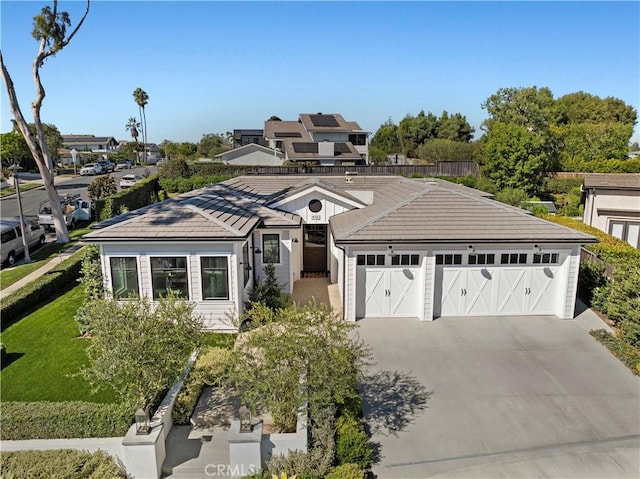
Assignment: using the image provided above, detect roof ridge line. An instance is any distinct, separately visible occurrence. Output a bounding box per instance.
[336,184,436,239]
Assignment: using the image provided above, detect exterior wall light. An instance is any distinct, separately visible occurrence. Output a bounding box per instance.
[239,405,252,433]
[135,408,150,435]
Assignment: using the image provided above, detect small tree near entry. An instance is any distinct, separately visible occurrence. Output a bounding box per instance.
[82,291,203,409]
[0,1,90,244]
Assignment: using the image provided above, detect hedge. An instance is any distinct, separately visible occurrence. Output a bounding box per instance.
[0,449,126,478]
[94,175,163,221]
[159,175,230,194]
[590,330,640,375]
[335,416,374,469]
[541,215,640,265]
[0,401,133,440]
[0,250,83,331]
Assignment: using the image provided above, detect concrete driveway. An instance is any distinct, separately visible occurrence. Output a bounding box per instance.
[357,315,640,478]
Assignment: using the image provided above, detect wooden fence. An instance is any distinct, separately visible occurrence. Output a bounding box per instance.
[580,247,615,278]
[243,161,479,177]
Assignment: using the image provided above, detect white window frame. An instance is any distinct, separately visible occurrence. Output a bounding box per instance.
[107,255,141,299]
[148,255,191,301]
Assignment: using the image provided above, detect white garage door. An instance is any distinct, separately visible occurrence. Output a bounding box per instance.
[437,266,560,317]
[364,267,422,317]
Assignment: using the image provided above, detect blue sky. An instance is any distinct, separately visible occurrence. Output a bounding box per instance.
[1,1,639,144]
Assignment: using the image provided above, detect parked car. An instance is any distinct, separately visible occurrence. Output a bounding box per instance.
[1,217,46,267]
[119,174,141,188]
[114,160,132,170]
[97,160,115,173]
[80,163,103,176]
[38,194,93,232]
[156,158,168,166]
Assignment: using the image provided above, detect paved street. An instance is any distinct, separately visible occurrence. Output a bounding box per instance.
[357,315,640,478]
[1,166,156,218]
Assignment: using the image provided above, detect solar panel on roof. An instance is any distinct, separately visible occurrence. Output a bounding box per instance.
[274,132,302,138]
[310,114,339,127]
[334,143,351,154]
[292,143,318,153]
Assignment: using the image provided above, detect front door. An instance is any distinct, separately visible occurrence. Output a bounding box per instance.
[303,224,327,271]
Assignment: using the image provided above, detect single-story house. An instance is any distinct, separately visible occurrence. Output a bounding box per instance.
[85,175,597,330]
[215,143,284,166]
[583,173,640,248]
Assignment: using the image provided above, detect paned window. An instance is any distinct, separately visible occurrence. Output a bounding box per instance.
[533,253,559,264]
[201,257,229,300]
[150,257,188,299]
[357,254,385,266]
[500,253,528,264]
[468,253,496,265]
[391,254,420,266]
[435,254,462,265]
[263,234,280,263]
[110,257,139,298]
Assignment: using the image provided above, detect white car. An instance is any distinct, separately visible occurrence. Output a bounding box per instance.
[119,174,141,188]
[80,163,103,176]
[1,217,46,266]
[114,160,132,170]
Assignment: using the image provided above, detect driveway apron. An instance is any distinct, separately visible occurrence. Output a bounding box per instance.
[357,316,640,478]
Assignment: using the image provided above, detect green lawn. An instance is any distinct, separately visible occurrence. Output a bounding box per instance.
[0,285,117,403]
[0,225,92,290]
[0,183,41,197]
[203,331,237,349]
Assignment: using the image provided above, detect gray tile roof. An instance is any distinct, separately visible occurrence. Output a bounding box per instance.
[264,121,312,141]
[86,175,596,245]
[299,113,366,133]
[330,182,597,244]
[583,173,640,190]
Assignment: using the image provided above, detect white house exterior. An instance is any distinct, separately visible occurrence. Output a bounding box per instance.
[215,143,284,166]
[86,175,596,330]
[583,173,640,248]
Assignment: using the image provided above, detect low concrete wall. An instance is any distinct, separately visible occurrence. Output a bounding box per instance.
[260,407,308,466]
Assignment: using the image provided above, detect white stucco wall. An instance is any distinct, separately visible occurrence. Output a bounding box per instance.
[583,188,640,233]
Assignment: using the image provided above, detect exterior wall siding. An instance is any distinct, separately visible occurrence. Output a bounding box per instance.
[100,242,241,330]
[274,190,357,224]
[423,254,435,321]
[563,246,581,319]
[255,229,292,293]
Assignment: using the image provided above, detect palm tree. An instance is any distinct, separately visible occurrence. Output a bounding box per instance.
[133,88,149,163]
[125,117,141,164]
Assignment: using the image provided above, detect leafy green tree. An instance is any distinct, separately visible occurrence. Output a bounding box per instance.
[480,122,548,195]
[83,291,202,408]
[607,263,640,349]
[494,187,530,207]
[267,115,282,121]
[416,138,478,163]
[0,131,31,166]
[133,88,149,163]
[230,303,371,431]
[164,141,197,160]
[437,111,474,142]
[482,86,559,134]
[87,175,117,201]
[1,1,90,244]
[370,119,400,154]
[197,133,230,158]
[398,111,439,157]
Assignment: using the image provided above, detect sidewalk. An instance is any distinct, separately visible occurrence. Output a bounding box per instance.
[0,242,85,300]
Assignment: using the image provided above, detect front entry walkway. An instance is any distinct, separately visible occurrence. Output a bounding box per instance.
[291,278,331,308]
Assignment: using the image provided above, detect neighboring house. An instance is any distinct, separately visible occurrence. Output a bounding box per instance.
[62,135,118,153]
[215,143,284,166]
[86,175,596,331]
[583,173,640,248]
[117,142,162,163]
[233,129,267,148]
[264,113,369,165]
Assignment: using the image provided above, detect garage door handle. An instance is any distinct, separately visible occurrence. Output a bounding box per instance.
[385,289,389,296]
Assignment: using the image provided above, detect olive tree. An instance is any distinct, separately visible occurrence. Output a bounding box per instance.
[0,1,90,243]
[82,291,203,409]
[230,303,371,431]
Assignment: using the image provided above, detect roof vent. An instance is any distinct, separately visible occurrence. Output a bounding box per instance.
[345,176,354,184]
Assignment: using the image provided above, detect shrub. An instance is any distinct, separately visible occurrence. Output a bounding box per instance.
[0,449,126,479]
[172,347,232,424]
[248,263,289,313]
[194,347,232,386]
[541,177,583,194]
[0,250,83,330]
[494,188,529,207]
[326,464,366,479]
[590,329,640,375]
[0,401,132,440]
[266,450,323,479]
[94,175,162,221]
[88,175,117,201]
[577,261,607,305]
[335,416,373,469]
[0,342,6,362]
